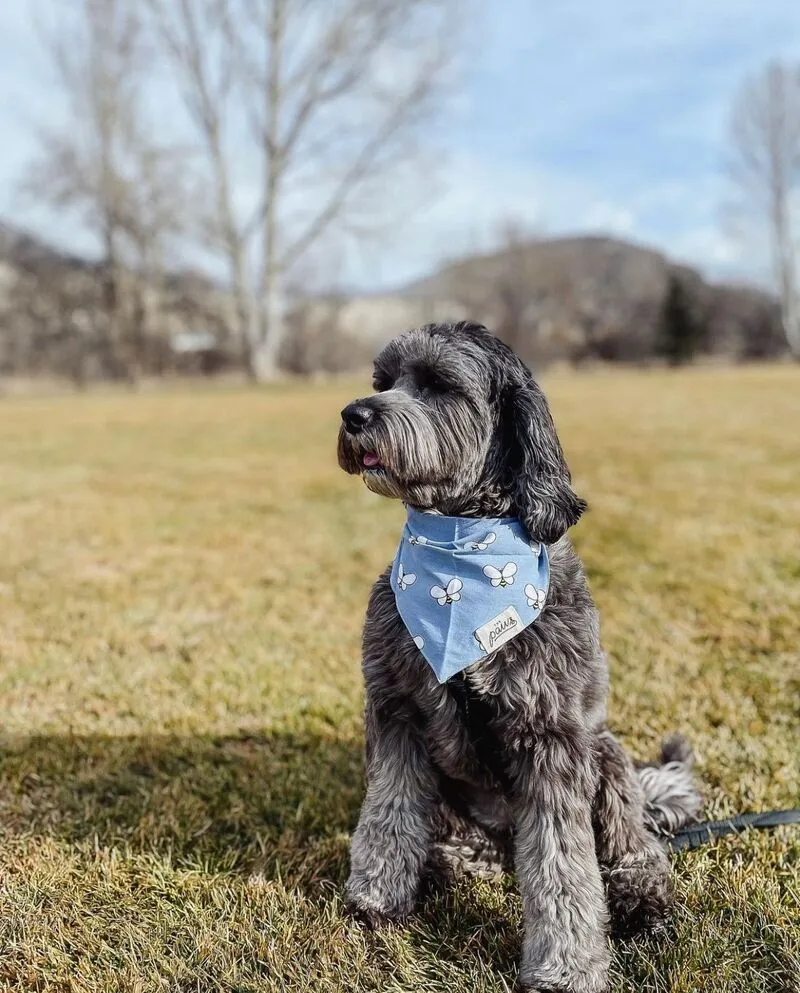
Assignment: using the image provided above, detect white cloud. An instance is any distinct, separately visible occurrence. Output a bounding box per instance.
[1,0,798,292]
[582,203,636,236]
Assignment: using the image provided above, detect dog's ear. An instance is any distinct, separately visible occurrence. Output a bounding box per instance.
[501,374,586,545]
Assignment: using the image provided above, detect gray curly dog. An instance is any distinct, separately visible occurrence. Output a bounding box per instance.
[337,321,701,993]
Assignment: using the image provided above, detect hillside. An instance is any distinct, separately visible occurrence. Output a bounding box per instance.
[0,221,95,273]
[290,235,786,372]
[0,222,237,382]
[401,235,669,301]
[0,223,789,379]
[394,235,785,363]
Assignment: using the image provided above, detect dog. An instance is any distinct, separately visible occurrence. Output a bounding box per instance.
[337,321,700,993]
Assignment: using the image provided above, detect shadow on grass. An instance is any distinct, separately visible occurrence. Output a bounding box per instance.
[0,727,530,991]
[0,727,531,987]
[3,732,798,992]
[409,876,522,980]
[0,728,363,889]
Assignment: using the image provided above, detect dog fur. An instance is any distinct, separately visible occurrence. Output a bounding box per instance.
[337,321,701,993]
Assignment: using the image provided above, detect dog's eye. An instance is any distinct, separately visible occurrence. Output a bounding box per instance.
[414,368,448,394]
[372,373,392,392]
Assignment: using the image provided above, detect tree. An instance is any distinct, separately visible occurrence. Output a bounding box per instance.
[25,0,190,382]
[145,0,458,381]
[727,60,800,358]
[658,272,706,367]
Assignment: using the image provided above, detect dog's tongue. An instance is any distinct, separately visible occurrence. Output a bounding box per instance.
[362,452,381,468]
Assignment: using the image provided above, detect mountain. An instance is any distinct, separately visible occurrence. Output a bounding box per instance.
[0,223,789,379]
[0,222,239,383]
[388,234,786,363]
[0,221,94,273]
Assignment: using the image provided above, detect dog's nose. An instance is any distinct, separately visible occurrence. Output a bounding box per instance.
[341,402,375,434]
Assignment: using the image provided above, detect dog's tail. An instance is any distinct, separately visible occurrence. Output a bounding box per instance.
[636,734,702,836]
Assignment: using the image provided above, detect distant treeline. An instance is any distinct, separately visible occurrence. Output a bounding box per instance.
[0,226,789,385]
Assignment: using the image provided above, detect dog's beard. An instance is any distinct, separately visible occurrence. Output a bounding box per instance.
[337,398,454,503]
[361,467,404,498]
[339,423,443,498]
[338,396,489,510]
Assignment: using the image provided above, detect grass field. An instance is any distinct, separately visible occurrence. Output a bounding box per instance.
[0,366,798,993]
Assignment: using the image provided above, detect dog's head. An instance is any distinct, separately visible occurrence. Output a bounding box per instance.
[337,321,585,544]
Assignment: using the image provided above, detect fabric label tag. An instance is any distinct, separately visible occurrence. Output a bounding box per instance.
[474,605,524,654]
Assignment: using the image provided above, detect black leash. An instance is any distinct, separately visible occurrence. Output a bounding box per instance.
[667,809,800,851]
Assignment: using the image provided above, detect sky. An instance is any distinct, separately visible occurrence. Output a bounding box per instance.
[1,1,799,291]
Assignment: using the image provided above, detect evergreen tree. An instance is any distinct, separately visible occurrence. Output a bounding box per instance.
[660,274,706,366]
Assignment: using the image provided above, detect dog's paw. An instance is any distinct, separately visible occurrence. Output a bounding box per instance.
[344,895,410,931]
[605,850,673,939]
[514,980,611,993]
[516,982,609,993]
[344,899,403,930]
[518,947,611,993]
[344,877,413,928]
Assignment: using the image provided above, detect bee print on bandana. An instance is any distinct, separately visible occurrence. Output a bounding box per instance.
[430,578,463,605]
[470,532,496,551]
[397,563,416,591]
[408,534,428,545]
[525,584,546,610]
[483,562,518,588]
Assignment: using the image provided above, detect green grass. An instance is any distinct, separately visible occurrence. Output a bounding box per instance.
[0,366,798,993]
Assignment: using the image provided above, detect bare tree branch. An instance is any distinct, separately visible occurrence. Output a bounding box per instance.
[23,0,191,382]
[727,60,800,357]
[145,0,258,370]
[144,0,461,380]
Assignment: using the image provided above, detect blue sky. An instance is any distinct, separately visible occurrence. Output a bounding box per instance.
[1,1,799,290]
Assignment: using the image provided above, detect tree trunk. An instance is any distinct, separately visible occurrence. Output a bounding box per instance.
[249,277,286,382]
[68,319,88,390]
[772,207,800,358]
[779,261,800,358]
[245,0,287,385]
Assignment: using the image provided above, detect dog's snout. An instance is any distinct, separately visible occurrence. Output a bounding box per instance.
[341,402,375,434]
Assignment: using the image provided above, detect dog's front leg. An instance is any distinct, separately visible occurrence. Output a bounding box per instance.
[346,701,436,925]
[512,732,611,993]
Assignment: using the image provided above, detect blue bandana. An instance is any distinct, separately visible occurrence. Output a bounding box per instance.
[390,507,550,683]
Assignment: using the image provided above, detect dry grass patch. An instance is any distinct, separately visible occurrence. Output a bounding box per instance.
[0,367,798,992]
